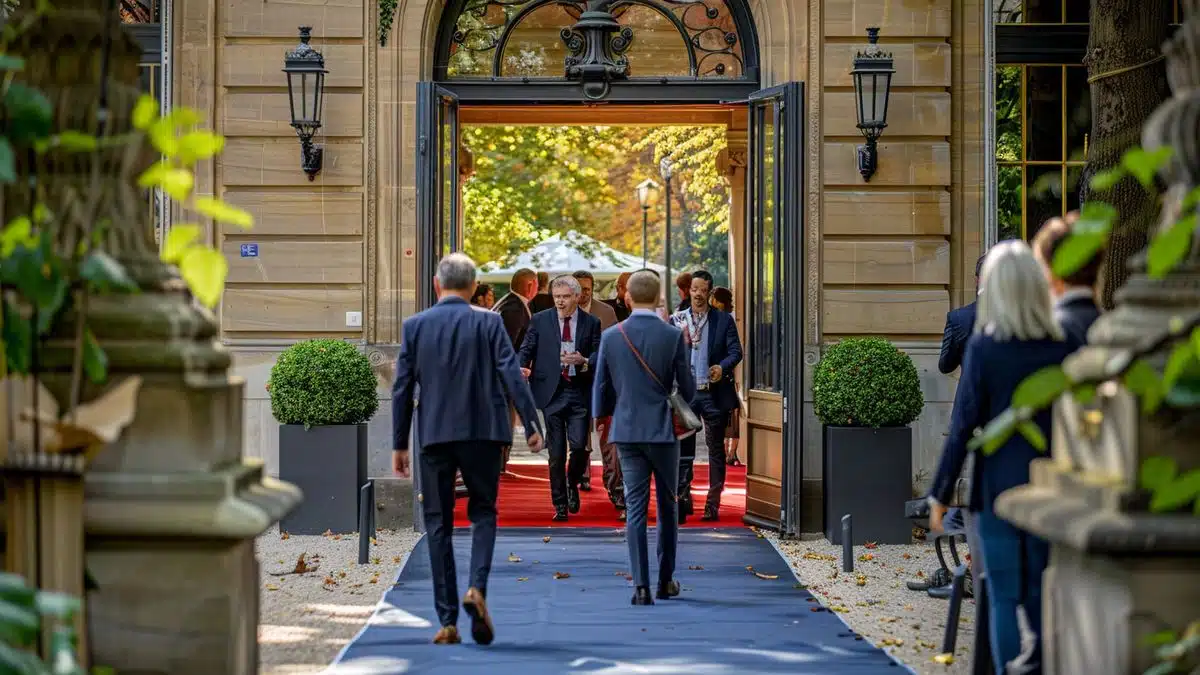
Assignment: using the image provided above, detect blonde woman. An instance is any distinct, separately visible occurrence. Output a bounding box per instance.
[926,240,1084,674]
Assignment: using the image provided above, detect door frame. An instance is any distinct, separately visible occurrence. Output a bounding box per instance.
[411,81,807,535]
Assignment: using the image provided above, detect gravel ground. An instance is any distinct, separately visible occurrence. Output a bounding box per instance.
[766,533,977,675]
[257,525,423,675]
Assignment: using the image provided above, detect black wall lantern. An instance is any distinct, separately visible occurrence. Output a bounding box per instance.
[283,26,327,181]
[850,27,895,182]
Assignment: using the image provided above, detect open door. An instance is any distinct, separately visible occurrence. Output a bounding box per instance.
[412,82,462,532]
[416,82,461,310]
[741,82,806,537]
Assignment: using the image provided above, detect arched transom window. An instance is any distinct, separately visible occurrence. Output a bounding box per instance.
[435,0,757,90]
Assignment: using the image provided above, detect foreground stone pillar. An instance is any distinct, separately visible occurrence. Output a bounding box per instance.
[0,0,301,672]
[995,6,1200,673]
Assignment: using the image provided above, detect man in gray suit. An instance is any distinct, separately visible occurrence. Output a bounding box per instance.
[392,253,544,646]
[593,270,696,605]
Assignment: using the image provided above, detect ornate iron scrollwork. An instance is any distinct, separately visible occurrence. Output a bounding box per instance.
[444,0,747,97]
[560,0,633,99]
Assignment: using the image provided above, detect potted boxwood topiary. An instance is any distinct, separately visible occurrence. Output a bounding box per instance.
[269,338,379,534]
[814,336,924,545]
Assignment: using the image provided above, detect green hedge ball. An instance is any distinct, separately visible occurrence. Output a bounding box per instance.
[268,339,379,427]
[812,336,924,429]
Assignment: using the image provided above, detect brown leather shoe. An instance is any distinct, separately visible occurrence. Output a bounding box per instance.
[433,625,461,644]
[462,587,495,645]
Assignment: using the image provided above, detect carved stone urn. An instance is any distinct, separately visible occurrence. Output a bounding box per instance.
[0,0,301,672]
[994,5,1200,674]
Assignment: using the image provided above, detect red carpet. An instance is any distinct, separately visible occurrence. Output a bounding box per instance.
[453,463,746,528]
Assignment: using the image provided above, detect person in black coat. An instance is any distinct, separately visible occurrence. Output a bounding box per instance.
[1032,211,1103,345]
[938,254,987,374]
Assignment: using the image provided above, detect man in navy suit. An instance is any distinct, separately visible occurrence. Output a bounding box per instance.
[594,270,696,605]
[670,269,743,522]
[938,255,986,374]
[518,275,602,521]
[392,253,544,646]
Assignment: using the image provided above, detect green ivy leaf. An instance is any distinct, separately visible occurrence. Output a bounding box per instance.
[147,118,180,156]
[1017,420,1047,452]
[160,224,202,264]
[178,130,225,165]
[1142,629,1179,647]
[0,54,25,70]
[82,328,107,384]
[1140,456,1178,492]
[1149,469,1200,513]
[969,407,1019,455]
[1053,202,1116,279]
[1012,365,1070,410]
[178,246,228,308]
[1122,146,1173,189]
[80,251,137,293]
[137,162,194,201]
[132,95,158,130]
[1165,375,1200,407]
[1,298,31,374]
[1162,341,1196,392]
[3,82,53,143]
[0,137,15,184]
[1183,185,1200,211]
[193,197,253,229]
[1,216,36,256]
[1073,384,1097,405]
[1147,214,1197,279]
[1124,359,1166,414]
[53,130,98,152]
[0,595,41,647]
[1088,167,1126,192]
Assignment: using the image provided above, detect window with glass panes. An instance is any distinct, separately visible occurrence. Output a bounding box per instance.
[121,0,165,245]
[992,0,1181,242]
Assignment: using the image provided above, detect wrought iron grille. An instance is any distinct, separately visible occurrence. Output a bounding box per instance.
[442,0,748,80]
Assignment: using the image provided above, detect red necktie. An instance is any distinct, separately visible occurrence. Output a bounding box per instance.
[561,315,572,380]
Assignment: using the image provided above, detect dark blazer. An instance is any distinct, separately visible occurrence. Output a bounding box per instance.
[529,292,554,315]
[1055,292,1100,345]
[392,296,540,450]
[604,297,631,322]
[493,292,532,349]
[518,308,601,410]
[669,307,743,412]
[938,301,978,374]
[928,332,1083,512]
[593,312,697,444]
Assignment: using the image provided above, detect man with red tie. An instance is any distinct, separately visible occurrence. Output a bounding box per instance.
[518,275,601,521]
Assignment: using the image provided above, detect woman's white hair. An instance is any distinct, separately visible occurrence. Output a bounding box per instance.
[975,240,1064,342]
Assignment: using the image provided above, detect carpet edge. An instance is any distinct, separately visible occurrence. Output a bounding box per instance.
[326,532,428,668]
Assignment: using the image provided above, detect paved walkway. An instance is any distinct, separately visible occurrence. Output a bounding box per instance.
[330,528,908,674]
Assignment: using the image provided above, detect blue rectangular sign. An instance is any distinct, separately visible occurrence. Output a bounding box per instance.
[240,243,259,258]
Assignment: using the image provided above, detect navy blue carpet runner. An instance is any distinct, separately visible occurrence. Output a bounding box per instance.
[330,528,910,674]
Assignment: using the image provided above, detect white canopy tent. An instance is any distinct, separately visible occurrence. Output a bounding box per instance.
[478,231,665,284]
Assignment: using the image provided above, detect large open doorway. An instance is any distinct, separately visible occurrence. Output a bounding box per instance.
[411,0,809,536]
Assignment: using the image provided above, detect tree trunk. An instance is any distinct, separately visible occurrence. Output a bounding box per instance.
[1080,0,1173,308]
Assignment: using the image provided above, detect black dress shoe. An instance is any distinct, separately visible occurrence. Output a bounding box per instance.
[655,580,680,599]
[700,507,719,522]
[568,487,581,514]
[677,510,688,525]
[552,509,568,522]
[679,498,694,516]
[580,476,592,492]
[631,586,654,606]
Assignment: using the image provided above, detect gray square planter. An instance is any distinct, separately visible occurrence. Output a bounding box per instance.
[823,425,913,545]
[279,423,368,535]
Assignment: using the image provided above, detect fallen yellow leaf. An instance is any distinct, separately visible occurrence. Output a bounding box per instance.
[553,571,570,579]
[280,531,290,540]
[933,653,955,665]
[508,553,522,563]
[265,583,279,591]
[517,577,529,582]
[543,536,552,543]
